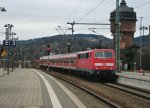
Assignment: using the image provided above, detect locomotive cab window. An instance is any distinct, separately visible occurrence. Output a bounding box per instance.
[95,51,112,58]
[105,52,112,58]
[95,52,103,58]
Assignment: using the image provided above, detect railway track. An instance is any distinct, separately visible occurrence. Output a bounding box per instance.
[104,83,150,100]
[41,69,150,108]
[48,72,120,108]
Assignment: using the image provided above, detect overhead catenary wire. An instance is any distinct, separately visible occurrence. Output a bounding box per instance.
[69,0,112,34]
[143,15,150,20]
[75,0,150,23]
[134,1,150,8]
[80,1,115,24]
[66,0,86,21]
[132,0,143,6]
[68,0,150,25]
[76,0,106,22]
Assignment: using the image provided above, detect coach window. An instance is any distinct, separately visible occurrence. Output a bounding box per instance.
[82,53,85,58]
[60,59,63,63]
[69,59,72,63]
[86,53,89,58]
[80,54,83,59]
[71,59,74,63]
[74,59,76,63]
[78,54,80,59]
[56,60,59,63]
[71,59,75,63]
[64,60,68,63]
[51,60,55,63]
[78,54,83,59]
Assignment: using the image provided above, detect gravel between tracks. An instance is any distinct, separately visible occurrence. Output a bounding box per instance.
[47,71,150,108]
[57,78,111,108]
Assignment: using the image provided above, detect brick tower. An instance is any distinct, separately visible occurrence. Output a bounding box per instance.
[110,0,137,49]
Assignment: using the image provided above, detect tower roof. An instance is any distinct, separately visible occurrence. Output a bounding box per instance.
[120,0,126,6]
[110,0,137,21]
[119,0,133,12]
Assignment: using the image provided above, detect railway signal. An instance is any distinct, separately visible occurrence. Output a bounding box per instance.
[47,44,51,55]
[68,42,70,53]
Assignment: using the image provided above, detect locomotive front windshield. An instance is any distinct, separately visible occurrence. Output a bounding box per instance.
[95,51,112,58]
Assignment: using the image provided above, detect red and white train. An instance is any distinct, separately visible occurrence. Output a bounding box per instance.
[39,49,116,80]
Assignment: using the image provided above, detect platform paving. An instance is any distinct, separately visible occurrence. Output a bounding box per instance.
[116,71,150,90]
[0,68,86,108]
[0,69,43,108]
[0,68,7,77]
[117,71,150,81]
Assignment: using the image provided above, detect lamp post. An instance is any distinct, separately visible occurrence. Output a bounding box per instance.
[142,26,148,47]
[4,24,13,74]
[12,32,17,40]
[142,26,148,76]
[4,24,13,40]
[139,17,143,72]
[11,32,17,72]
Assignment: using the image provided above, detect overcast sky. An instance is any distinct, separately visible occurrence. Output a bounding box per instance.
[0,0,150,41]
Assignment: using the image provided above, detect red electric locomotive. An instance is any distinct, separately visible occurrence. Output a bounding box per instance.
[39,49,116,80]
[77,49,116,80]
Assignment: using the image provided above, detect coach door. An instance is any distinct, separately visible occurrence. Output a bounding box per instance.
[89,52,92,68]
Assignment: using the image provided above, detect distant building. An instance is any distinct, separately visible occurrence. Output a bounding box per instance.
[110,0,137,49]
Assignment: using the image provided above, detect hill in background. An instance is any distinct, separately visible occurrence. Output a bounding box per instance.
[15,34,149,61]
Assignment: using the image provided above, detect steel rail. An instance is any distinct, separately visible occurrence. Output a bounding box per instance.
[104,83,150,100]
[49,73,120,108]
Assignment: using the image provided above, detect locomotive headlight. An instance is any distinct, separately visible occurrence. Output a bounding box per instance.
[106,63,114,66]
[95,63,102,66]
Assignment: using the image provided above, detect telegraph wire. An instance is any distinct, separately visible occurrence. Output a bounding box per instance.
[54,0,86,35]
[65,0,86,21]
[73,0,108,32]
[76,0,106,22]
[143,15,150,20]
[134,1,150,8]
[133,0,143,6]
[77,0,115,33]
[83,1,115,22]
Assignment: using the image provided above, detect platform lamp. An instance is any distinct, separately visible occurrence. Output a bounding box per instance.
[11,32,17,72]
[0,7,6,12]
[142,26,148,76]
[4,24,13,75]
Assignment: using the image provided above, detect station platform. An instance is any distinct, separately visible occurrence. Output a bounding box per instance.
[0,68,7,77]
[116,71,150,90]
[0,68,86,108]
